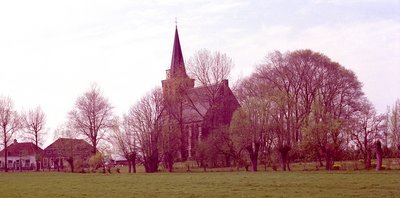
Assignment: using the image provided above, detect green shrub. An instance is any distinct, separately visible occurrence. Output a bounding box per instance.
[89,152,104,170]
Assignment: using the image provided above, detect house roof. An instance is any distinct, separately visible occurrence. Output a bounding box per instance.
[45,138,90,148]
[0,141,42,157]
[169,26,187,78]
[111,154,127,161]
[43,138,95,158]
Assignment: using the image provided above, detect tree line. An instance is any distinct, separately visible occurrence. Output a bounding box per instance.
[230,50,396,171]
[111,49,399,172]
[1,49,399,173]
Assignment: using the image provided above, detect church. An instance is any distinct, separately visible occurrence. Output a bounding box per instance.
[161,26,240,161]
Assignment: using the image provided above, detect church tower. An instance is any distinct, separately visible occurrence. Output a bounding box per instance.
[162,26,195,100]
[160,25,240,162]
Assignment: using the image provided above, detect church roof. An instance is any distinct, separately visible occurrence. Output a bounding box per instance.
[182,82,230,123]
[183,85,215,123]
[170,26,188,78]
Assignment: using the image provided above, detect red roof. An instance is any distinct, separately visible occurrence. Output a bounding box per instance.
[0,141,42,157]
[43,138,95,159]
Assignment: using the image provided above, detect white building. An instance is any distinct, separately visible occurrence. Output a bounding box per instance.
[0,139,42,171]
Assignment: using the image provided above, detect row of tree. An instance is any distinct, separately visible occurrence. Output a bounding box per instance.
[111,49,400,173]
[228,50,397,171]
[1,49,399,173]
[182,49,398,172]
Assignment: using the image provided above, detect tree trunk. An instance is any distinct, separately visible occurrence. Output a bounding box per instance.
[70,161,74,173]
[132,159,137,173]
[144,152,159,173]
[180,144,186,161]
[376,140,383,171]
[151,151,159,172]
[19,155,22,172]
[92,142,97,155]
[281,154,287,171]
[248,147,258,172]
[325,153,332,170]
[325,144,334,170]
[365,152,371,170]
[225,155,231,167]
[203,166,207,172]
[126,152,137,173]
[165,152,174,172]
[144,163,149,173]
[35,138,40,171]
[398,144,400,165]
[316,150,323,167]
[251,159,257,172]
[278,145,290,171]
[246,143,260,172]
[168,162,173,172]
[4,147,8,172]
[67,157,74,173]
[128,161,132,173]
[163,152,173,172]
[36,161,40,172]
[57,161,60,172]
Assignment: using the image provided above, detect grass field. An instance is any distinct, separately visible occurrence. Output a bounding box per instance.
[0,170,399,197]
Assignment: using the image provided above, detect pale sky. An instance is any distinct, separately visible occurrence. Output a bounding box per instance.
[0,0,399,146]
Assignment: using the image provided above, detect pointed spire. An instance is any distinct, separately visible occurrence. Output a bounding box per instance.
[170,26,188,78]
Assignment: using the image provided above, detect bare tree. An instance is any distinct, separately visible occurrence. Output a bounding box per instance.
[68,84,115,155]
[388,100,400,147]
[252,49,364,170]
[127,88,164,173]
[349,98,384,169]
[22,106,46,171]
[375,140,383,170]
[187,49,233,100]
[112,116,137,173]
[53,124,77,140]
[185,49,238,166]
[387,99,400,165]
[230,97,272,171]
[0,96,21,172]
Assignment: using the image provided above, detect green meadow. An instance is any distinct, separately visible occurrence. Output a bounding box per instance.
[0,170,399,197]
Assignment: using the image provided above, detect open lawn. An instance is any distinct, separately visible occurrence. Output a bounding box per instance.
[0,170,399,197]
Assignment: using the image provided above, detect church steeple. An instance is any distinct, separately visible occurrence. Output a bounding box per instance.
[169,26,188,78]
[162,26,195,99]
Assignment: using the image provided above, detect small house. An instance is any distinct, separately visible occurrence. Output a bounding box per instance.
[0,139,42,171]
[43,138,95,171]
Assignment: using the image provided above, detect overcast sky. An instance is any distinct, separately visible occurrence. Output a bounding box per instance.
[0,0,399,146]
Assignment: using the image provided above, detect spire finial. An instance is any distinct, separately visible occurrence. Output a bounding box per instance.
[175,17,178,27]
